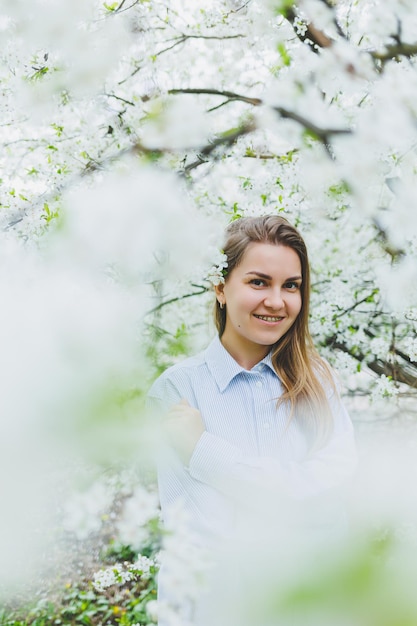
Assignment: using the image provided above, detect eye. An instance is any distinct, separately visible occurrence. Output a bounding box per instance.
[249,278,267,287]
[285,281,301,291]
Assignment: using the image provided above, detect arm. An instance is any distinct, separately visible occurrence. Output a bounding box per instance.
[189,416,356,501]
[147,377,204,464]
[151,374,356,502]
[186,397,356,502]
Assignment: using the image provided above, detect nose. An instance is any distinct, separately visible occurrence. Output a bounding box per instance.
[264,288,284,310]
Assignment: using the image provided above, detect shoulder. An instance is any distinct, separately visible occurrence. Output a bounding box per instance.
[147,349,208,405]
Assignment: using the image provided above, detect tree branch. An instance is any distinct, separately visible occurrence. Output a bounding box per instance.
[146,285,209,314]
[114,0,140,13]
[168,88,262,106]
[170,34,245,41]
[273,106,351,143]
[104,93,136,107]
[182,120,256,172]
[285,7,334,53]
[155,33,245,58]
[155,37,188,57]
[284,5,417,65]
[371,41,417,62]
[332,291,379,319]
[168,88,351,142]
[326,337,417,388]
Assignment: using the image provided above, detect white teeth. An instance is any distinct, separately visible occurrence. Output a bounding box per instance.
[255,315,283,322]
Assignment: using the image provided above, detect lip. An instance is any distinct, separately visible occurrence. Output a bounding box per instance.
[253,314,285,324]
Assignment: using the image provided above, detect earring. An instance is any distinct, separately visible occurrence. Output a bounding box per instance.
[220,302,224,309]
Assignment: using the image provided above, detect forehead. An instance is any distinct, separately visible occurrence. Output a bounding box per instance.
[237,242,302,274]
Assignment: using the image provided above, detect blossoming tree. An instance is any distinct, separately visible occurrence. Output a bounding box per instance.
[2,0,416,402]
[1,0,417,616]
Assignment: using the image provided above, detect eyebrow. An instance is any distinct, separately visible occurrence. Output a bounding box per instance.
[245,271,302,281]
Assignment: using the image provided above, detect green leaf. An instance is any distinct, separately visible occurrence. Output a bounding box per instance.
[103,1,119,11]
[277,42,291,66]
[273,0,295,18]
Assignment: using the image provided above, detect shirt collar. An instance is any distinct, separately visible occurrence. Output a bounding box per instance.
[204,336,278,392]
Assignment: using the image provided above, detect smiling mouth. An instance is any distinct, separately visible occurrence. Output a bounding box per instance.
[254,314,284,322]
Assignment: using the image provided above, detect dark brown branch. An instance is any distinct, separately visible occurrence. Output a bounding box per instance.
[313,0,347,40]
[168,88,350,141]
[117,64,141,86]
[155,37,187,57]
[373,216,406,261]
[371,42,417,62]
[284,5,417,66]
[104,93,136,106]
[99,0,140,18]
[274,106,351,143]
[223,0,251,18]
[147,286,208,314]
[156,33,245,57]
[332,292,379,319]
[326,337,417,388]
[363,328,417,369]
[285,7,333,53]
[114,0,140,12]
[168,88,262,106]
[207,99,236,113]
[172,34,245,41]
[182,121,256,172]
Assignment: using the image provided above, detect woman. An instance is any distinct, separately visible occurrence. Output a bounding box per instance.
[148,215,356,624]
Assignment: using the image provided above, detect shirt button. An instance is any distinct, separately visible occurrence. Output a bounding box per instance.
[255,380,263,388]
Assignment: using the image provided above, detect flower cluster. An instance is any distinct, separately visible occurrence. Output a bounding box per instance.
[92,554,157,592]
[371,375,399,401]
[115,485,160,549]
[404,337,417,363]
[205,251,228,287]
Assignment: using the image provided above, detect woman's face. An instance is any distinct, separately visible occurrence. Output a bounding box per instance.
[215,242,302,369]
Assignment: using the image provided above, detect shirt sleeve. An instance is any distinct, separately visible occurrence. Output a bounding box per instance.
[188,392,357,502]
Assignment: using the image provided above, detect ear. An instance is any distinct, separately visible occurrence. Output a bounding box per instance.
[214,283,225,305]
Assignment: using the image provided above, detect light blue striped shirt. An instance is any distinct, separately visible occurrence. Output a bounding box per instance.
[148,335,356,543]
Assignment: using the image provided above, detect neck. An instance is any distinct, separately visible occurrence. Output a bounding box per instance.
[220,336,269,370]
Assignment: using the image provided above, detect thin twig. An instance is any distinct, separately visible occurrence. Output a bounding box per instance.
[326,337,417,388]
[146,287,208,314]
[169,88,351,142]
[274,106,351,143]
[182,121,256,172]
[169,88,262,106]
[371,41,417,62]
[104,93,136,107]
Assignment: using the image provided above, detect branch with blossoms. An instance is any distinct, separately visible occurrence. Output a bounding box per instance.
[181,120,257,172]
[168,88,351,148]
[154,33,246,58]
[371,41,417,63]
[327,337,417,390]
[284,6,335,53]
[282,3,417,66]
[168,88,262,107]
[147,285,209,315]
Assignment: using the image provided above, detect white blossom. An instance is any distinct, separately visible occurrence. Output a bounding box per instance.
[62,481,114,540]
[371,374,399,400]
[93,554,156,592]
[205,250,229,286]
[404,337,417,362]
[116,486,160,549]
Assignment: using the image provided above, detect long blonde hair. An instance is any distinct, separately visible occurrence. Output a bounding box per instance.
[214,215,335,445]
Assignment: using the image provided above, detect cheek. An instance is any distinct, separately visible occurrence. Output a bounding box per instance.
[292,294,302,315]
